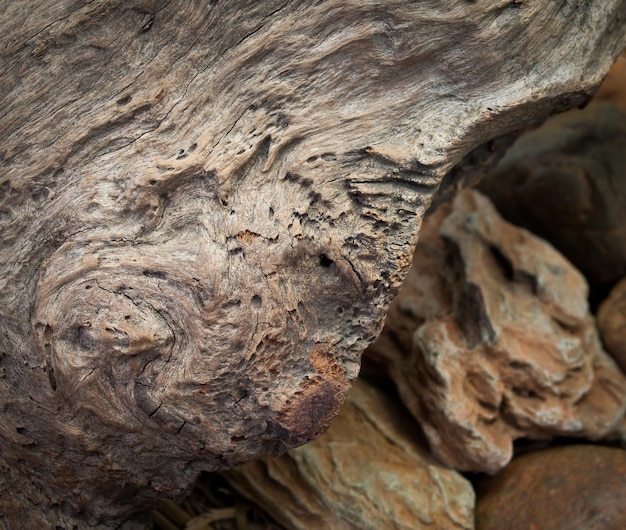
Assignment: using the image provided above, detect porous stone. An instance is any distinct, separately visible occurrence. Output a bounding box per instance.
[598,277,626,373]
[222,379,475,530]
[367,189,626,474]
[475,445,626,530]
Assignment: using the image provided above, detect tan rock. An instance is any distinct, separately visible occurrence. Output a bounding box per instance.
[598,277,626,373]
[368,190,626,474]
[222,379,475,530]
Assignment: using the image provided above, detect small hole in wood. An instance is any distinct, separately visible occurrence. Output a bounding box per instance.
[143,270,167,279]
[319,254,334,268]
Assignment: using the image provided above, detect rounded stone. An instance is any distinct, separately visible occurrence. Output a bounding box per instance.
[475,445,626,530]
[597,277,626,373]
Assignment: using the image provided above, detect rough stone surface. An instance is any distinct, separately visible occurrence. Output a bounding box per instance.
[367,190,626,474]
[598,277,626,374]
[475,445,626,530]
[478,100,626,286]
[1,0,625,526]
[222,379,475,530]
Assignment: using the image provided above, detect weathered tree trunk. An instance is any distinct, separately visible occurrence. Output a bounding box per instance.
[0,1,624,527]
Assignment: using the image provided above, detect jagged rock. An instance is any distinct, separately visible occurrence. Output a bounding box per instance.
[474,445,626,530]
[367,189,626,474]
[598,277,626,373]
[477,101,626,287]
[221,379,475,530]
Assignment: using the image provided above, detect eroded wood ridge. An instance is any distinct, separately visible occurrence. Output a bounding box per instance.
[0,0,624,526]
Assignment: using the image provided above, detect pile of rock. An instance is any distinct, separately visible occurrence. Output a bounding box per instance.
[367,188,626,475]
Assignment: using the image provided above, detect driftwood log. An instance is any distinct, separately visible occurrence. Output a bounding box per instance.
[0,1,624,527]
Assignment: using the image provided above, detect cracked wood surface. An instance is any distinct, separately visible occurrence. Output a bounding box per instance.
[0,0,624,527]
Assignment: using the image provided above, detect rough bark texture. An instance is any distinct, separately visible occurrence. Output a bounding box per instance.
[367,190,626,474]
[0,0,625,527]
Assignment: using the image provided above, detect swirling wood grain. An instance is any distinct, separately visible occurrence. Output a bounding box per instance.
[0,0,624,527]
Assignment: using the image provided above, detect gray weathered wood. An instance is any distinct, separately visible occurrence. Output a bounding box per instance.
[0,0,624,527]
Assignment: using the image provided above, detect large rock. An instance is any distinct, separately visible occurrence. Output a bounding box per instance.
[478,101,626,287]
[475,445,626,530]
[367,189,626,474]
[222,379,475,530]
[598,277,626,373]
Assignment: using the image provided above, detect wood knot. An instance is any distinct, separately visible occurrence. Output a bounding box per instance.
[34,268,177,398]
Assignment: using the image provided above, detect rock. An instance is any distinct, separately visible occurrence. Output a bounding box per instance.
[477,101,626,286]
[475,445,626,530]
[221,379,475,530]
[598,277,626,373]
[367,189,626,474]
[596,53,626,109]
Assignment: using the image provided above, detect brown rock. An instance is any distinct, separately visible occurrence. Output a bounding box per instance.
[475,445,626,530]
[598,277,626,373]
[222,379,475,530]
[478,101,626,286]
[596,53,626,109]
[368,189,626,474]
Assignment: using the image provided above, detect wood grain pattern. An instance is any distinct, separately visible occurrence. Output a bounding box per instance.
[0,0,624,527]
